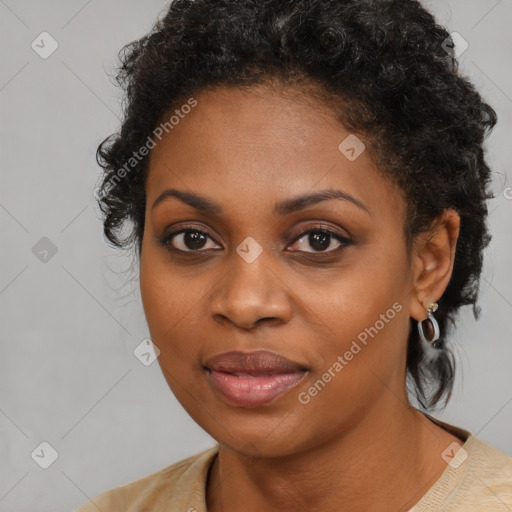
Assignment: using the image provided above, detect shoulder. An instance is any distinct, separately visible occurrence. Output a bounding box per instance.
[459,436,512,499]
[451,437,512,512]
[74,445,219,512]
[414,435,512,511]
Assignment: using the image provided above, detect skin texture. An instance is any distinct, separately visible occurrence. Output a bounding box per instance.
[139,84,463,512]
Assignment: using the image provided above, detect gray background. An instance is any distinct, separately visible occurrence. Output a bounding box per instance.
[0,1,511,510]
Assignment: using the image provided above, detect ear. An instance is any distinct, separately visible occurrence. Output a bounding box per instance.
[409,209,460,322]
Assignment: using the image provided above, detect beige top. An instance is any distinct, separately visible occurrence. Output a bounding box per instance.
[75,415,512,511]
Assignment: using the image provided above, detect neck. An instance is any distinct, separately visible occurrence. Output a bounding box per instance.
[206,399,461,512]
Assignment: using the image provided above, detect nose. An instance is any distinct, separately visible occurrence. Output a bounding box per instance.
[209,254,293,330]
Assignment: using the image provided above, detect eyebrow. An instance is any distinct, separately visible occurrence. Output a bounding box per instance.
[151,188,370,216]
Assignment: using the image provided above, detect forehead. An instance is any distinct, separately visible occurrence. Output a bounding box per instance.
[146,84,403,220]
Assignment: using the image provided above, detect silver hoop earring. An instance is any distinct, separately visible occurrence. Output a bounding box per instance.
[418,302,441,348]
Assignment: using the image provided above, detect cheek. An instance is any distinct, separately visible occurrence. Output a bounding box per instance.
[296,237,409,344]
[140,245,186,347]
[292,235,412,412]
[139,242,217,377]
[291,264,410,444]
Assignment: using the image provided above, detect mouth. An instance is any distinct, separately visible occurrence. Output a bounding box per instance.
[203,350,309,408]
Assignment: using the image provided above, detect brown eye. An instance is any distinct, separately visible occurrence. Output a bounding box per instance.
[160,227,221,252]
[287,228,352,254]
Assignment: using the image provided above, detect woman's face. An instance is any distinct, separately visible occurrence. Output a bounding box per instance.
[140,84,416,457]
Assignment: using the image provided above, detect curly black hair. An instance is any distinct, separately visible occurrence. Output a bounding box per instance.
[95,0,497,410]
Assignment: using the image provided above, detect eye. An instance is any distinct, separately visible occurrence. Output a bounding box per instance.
[287,227,352,254]
[159,226,221,253]
[159,225,352,255]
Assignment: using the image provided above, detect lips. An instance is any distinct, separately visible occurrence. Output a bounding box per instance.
[205,350,307,374]
[204,350,309,407]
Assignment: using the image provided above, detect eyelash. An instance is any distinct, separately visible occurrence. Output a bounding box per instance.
[158,224,353,256]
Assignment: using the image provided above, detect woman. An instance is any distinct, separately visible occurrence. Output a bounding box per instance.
[77,0,512,510]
